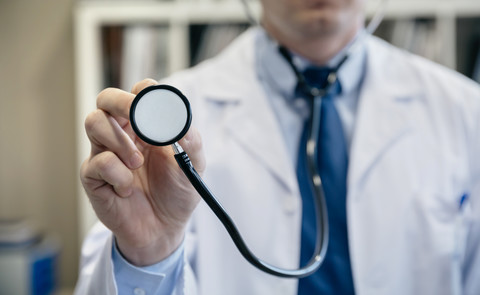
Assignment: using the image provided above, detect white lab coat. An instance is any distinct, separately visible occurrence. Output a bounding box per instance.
[75,28,480,295]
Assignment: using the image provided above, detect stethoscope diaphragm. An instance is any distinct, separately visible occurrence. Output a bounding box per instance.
[130,84,192,146]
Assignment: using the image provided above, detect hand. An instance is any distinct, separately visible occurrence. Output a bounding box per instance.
[80,79,205,266]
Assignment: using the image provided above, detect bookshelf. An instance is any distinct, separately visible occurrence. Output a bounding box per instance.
[74,0,480,239]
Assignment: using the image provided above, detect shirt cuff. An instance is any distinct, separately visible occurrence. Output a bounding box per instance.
[112,237,185,295]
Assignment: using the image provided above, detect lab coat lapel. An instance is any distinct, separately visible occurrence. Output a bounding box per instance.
[223,84,298,194]
[195,28,298,197]
[348,37,420,193]
[346,37,428,293]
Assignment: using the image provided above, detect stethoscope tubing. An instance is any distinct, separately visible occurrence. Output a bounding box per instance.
[173,146,325,278]
[170,62,338,278]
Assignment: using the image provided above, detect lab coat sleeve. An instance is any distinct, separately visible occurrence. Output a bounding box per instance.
[74,222,117,295]
[463,89,480,295]
[74,222,198,295]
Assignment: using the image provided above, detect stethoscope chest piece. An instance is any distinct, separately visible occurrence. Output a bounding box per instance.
[130,85,192,146]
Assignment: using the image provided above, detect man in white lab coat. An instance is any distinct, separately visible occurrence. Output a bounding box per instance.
[77,0,480,294]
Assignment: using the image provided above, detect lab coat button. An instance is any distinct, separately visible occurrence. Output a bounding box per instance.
[283,198,298,215]
[134,288,146,295]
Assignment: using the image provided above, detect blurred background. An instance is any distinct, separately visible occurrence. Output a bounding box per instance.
[0,0,77,294]
[0,0,479,294]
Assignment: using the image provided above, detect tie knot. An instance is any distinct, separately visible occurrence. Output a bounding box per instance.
[295,67,341,99]
[303,67,334,90]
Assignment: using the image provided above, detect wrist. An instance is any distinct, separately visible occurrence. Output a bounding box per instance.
[115,231,185,266]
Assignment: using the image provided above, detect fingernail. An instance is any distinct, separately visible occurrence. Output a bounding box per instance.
[125,187,133,197]
[119,187,133,198]
[130,152,143,168]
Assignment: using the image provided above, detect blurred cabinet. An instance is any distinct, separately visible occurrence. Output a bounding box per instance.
[0,220,59,295]
[74,0,480,240]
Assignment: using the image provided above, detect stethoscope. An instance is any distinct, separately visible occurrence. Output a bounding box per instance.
[129,0,388,278]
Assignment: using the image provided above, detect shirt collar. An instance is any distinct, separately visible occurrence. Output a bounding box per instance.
[256,27,367,99]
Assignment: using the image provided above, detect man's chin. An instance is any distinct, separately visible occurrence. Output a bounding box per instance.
[296,14,341,38]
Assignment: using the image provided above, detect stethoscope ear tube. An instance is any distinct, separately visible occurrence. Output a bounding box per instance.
[174,149,326,278]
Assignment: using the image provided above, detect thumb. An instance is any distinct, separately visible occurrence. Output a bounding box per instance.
[178,127,206,174]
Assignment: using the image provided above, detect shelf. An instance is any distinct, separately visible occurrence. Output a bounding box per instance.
[75,0,480,24]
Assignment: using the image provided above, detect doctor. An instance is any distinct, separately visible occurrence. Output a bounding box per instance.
[77,0,480,294]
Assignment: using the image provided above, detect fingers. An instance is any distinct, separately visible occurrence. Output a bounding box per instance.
[178,127,206,174]
[85,109,143,169]
[131,78,158,95]
[81,151,134,199]
[97,78,158,120]
[97,88,134,120]
[89,78,158,166]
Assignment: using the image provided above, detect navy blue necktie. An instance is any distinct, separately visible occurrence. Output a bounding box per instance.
[296,67,355,294]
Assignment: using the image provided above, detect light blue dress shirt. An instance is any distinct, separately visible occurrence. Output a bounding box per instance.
[112,27,366,295]
[112,238,184,295]
[255,28,366,163]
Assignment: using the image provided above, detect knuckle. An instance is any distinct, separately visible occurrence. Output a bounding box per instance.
[119,170,134,187]
[98,87,116,100]
[79,158,90,182]
[96,152,117,173]
[84,109,104,134]
[192,129,203,150]
[97,87,119,109]
[79,157,100,193]
[189,137,202,154]
[185,128,203,151]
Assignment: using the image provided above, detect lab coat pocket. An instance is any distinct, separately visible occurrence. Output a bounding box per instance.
[452,193,472,294]
[454,193,471,258]
[402,189,471,294]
